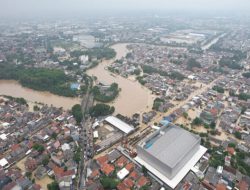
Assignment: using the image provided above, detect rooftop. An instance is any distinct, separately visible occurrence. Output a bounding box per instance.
[140,125,200,168]
[105,116,134,134]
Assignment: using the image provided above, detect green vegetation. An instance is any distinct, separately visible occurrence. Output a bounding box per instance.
[0,63,77,97]
[89,103,115,117]
[231,151,250,176]
[42,155,50,166]
[219,57,242,70]
[192,117,203,126]
[140,185,150,190]
[242,72,250,78]
[212,85,225,93]
[73,147,81,163]
[142,65,185,80]
[136,76,146,85]
[183,112,189,119]
[187,58,201,70]
[209,147,226,168]
[133,69,141,76]
[25,172,32,179]
[32,144,45,153]
[238,93,250,101]
[142,165,148,176]
[3,95,27,105]
[47,182,59,190]
[71,104,83,124]
[70,47,116,60]
[100,177,119,190]
[92,83,119,103]
[234,131,241,139]
[169,71,185,80]
[152,98,164,110]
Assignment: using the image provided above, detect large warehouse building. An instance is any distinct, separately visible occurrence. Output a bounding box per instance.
[135,124,207,189]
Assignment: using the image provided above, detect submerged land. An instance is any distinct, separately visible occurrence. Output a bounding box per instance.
[0,15,250,190]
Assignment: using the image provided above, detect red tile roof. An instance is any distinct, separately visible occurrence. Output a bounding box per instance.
[123,178,134,188]
[89,169,100,179]
[96,155,108,166]
[237,180,249,190]
[227,147,235,155]
[129,171,139,180]
[101,163,115,176]
[125,162,134,172]
[117,182,130,190]
[116,156,128,168]
[216,183,226,190]
[137,176,150,188]
[11,144,21,151]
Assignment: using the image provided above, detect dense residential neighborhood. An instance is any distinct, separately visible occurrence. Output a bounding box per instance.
[0,11,250,190]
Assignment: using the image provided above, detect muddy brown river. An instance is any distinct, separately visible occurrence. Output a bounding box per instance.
[0,44,154,115]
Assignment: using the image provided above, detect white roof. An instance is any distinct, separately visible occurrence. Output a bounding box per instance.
[0,158,9,167]
[117,168,129,180]
[61,143,70,151]
[135,145,207,189]
[105,116,134,134]
[0,133,7,140]
[93,131,99,138]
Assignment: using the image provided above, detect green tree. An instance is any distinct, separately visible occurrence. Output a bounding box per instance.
[234,131,241,139]
[100,177,119,190]
[142,165,148,176]
[192,117,203,126]
[89,104,115,117]
[32,144,45,153]
[71,104,83,124]
[47,182,59,190]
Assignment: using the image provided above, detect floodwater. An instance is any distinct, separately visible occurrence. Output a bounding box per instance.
[0,80,80,110]
[87,43,154,116]
[0,43,154,115]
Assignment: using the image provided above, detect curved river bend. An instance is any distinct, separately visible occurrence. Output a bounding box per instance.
[0,44,154,115]
[87,44,154,116]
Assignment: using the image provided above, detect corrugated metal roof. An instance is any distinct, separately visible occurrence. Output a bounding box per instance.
[105,116,134,134]
[146,125,200,168]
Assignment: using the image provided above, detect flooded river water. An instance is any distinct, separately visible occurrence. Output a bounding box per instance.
[87,44,154,116]
[0,80,80,110]
[0,44,154,115]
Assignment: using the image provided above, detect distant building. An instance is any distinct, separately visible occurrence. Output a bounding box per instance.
[79,55,89,64]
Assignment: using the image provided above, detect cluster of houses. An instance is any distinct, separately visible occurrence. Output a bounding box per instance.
[0,97,83,190]
[86,149,158,190]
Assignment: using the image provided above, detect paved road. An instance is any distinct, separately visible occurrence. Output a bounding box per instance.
[78,77,94,190]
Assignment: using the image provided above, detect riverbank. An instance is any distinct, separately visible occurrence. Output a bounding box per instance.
[0,80,80,110]
[87,44,155,116]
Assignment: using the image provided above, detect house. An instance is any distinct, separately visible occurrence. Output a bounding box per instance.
[216,184,226,190]
[137,176,150,189]
[96,155,108,166]
[25,157,38,172]
[235,180,249,190]
[89,169,100,180]
[129,171,139,181]
[115,156,128,168]
[117,182,130,190]
[123,178,134,189]
[100,163,115,176]
[35,166,47,180]
[125,162,134,172]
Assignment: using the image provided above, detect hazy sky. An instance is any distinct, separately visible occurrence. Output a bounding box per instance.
[1,0,250,18]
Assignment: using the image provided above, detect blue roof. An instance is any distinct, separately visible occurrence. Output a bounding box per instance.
[160,120,170,126]
[70,83,80,90]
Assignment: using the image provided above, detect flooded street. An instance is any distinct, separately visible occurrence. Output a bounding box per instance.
[87,44,154,116]
[0,80,80,110]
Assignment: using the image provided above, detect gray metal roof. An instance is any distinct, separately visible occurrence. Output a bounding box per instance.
[146,125,200,168]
